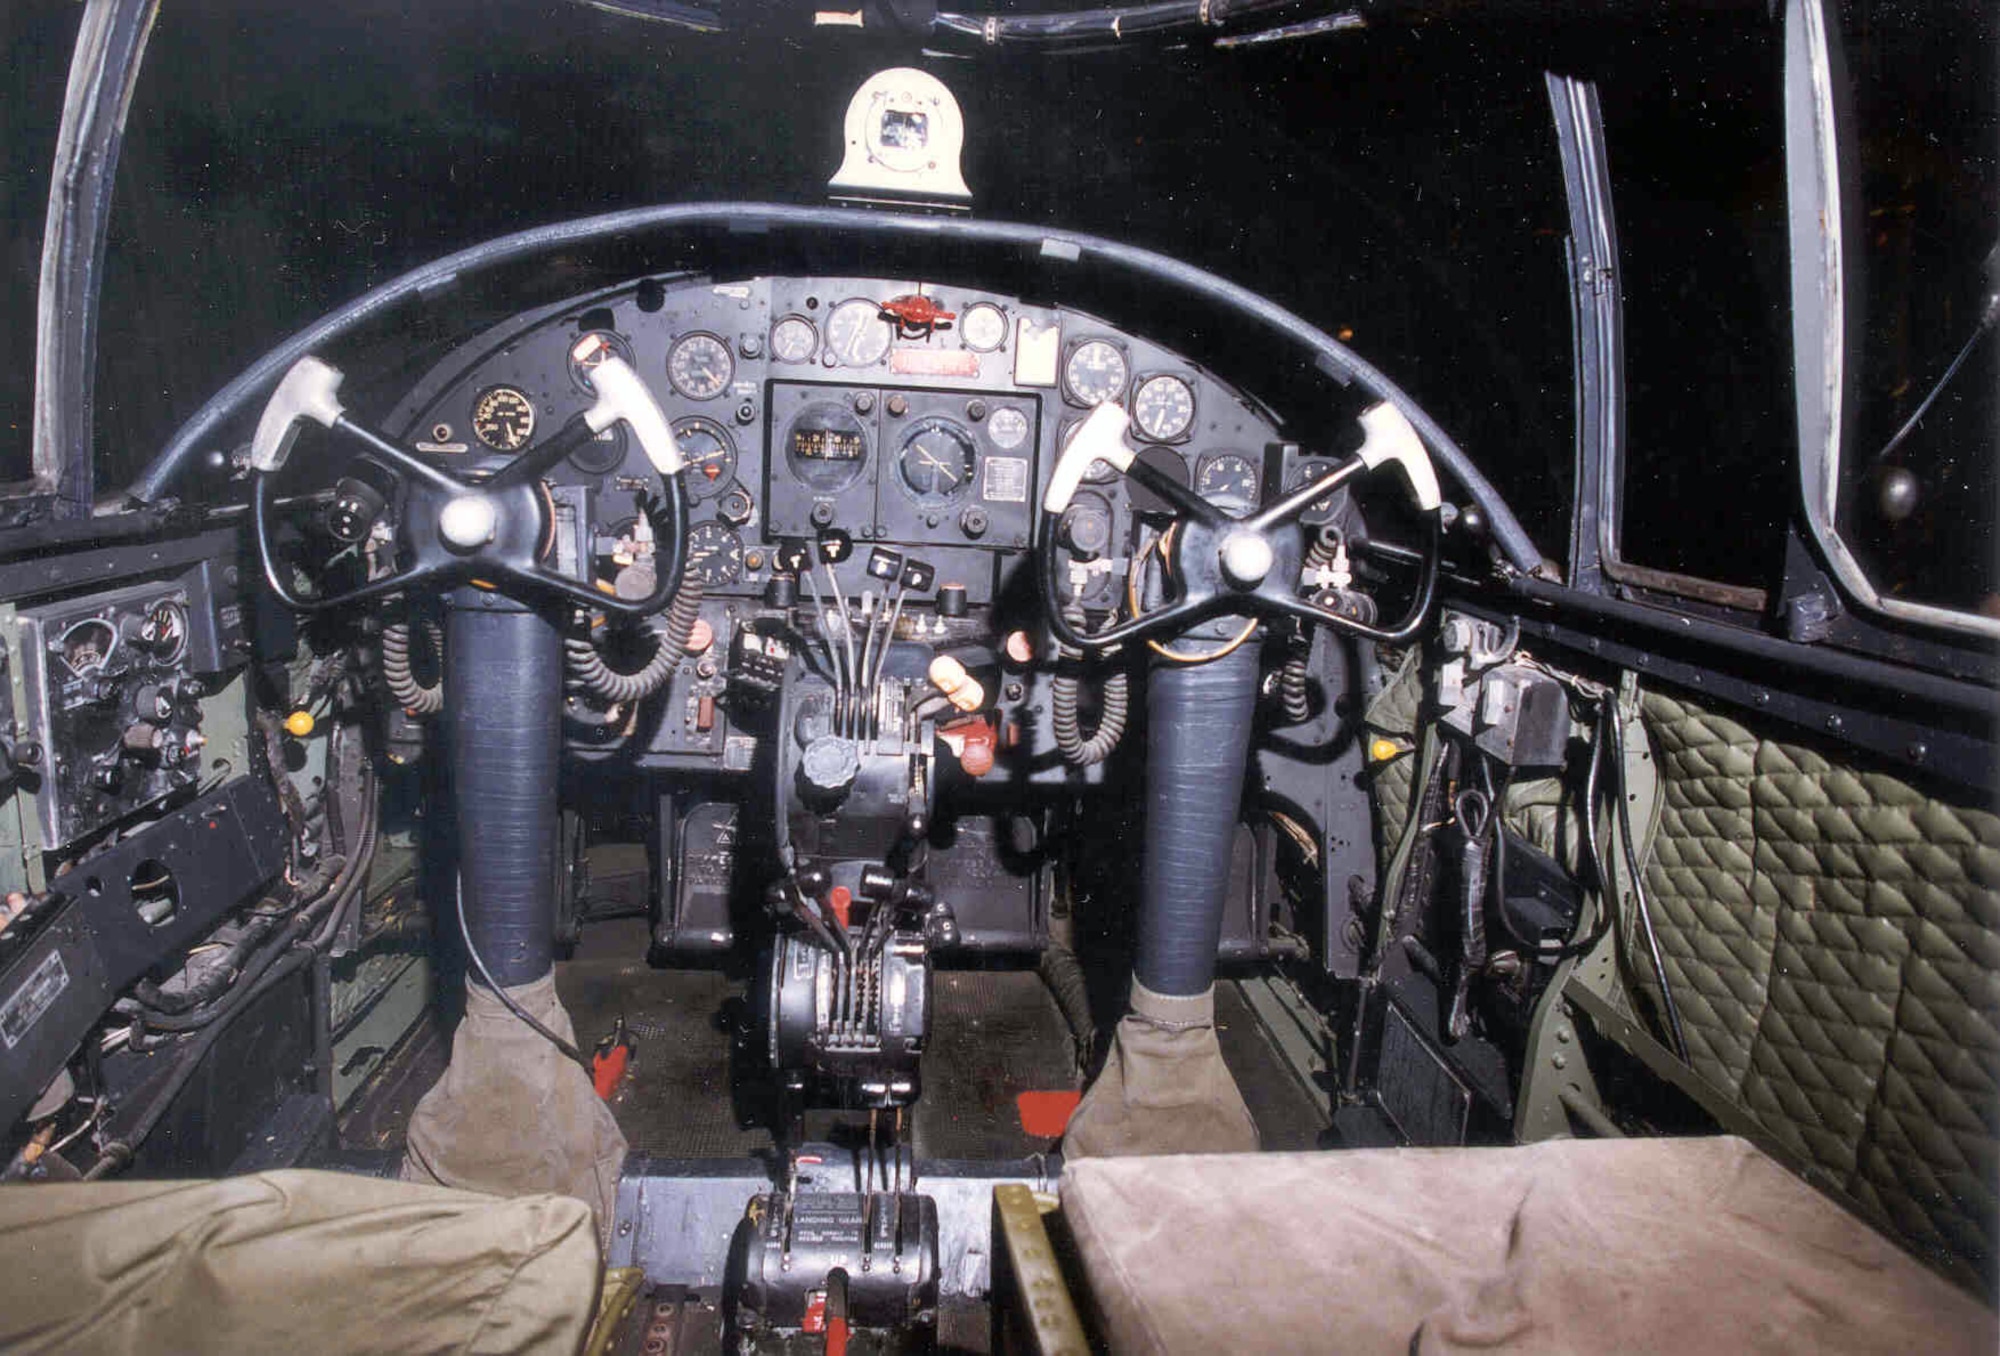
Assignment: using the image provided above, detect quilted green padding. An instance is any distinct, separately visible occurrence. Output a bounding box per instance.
[1364,650,1424,874]
[1637,688,2000,1285]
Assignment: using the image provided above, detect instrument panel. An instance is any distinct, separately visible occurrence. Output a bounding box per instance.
[385,275,1306,610]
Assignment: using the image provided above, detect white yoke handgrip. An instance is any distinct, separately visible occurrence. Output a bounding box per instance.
[249,356,346,473]
[1043,401,1133,514]
[1355,401,1442,512]
[584,356,684,476]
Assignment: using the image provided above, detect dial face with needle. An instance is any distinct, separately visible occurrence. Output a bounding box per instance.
[826,299,894,367]
[472,387,536,451]
[672,417,737,500]
[896,418,978,507]
[667,332,734,401]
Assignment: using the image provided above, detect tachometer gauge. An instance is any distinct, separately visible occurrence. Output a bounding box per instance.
[686,521,745,587]
[667,333,734,401]
[826,299,894,367]
[897,418,979,507]
[672,417,737,500]
[1062,339,1129,408]
[960,302,1008,353]
[567,330,634,394]
[986,406,1030,451]
[1196,452,1260,509]
[58,618,116,675]
[472,387,536,451]
[770,315,818,364]
[1132,374,1196,442]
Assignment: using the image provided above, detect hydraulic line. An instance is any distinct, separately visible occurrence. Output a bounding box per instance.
[1051,604,1130,767]
[381,617,444,714]
[85,945,318,1179]
[563,575,704,704]
[1613,704,1691,1064]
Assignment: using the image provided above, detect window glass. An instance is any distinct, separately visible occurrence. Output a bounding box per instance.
[1837,0,1997,618]
[1597,16,1796,590]
[52,2,1575,535]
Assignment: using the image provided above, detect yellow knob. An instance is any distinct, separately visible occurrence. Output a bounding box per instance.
[1368,737,1404,764]
[284,710,316,738]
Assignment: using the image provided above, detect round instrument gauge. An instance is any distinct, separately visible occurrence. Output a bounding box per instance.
[1063,339,1129,408]
[472,387,537,451]
[986,406,1030,451]
[140,600,189,665]
[960,302,1008,353]
[1196,452,1260,510]
[58,618,116,675]
[686,521,745,587]
[570,424,628,476]
[567,330,634,394]
[1132,374,1197,443]
[897,418,978,507]
[825,299,893,367]
[770,315,819,364]
[672,417,737,500]
[1062,419,1123,485]
[667,333,734,401]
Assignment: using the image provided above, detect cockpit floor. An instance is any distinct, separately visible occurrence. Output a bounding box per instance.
[339,920,1325,1162]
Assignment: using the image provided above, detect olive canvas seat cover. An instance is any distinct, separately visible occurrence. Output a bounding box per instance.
[1062,1136,1996,1354]
[0,1168,601,1354]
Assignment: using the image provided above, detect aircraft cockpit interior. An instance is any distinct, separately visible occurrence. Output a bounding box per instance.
[0,2,1994,1351]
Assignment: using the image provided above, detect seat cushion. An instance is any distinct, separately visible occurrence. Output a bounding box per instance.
[0,1168,601,1354]
[1062,1136,1995,1354]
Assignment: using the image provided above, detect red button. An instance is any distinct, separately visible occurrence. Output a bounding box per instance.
[828,886,852,929]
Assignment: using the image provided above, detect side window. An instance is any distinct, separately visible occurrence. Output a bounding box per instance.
[1835,0,1997,620]
[1595,18,1796,600]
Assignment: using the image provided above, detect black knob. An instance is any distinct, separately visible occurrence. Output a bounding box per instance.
[1060,499,1113,560]
[937,583,968,618]
[766,573,799,608]
[718,486,755,526]
[960,507,989,540]
[1456,503,1489,541]
[801,735,860,801]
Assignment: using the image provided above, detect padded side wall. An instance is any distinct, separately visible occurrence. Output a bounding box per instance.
[1636,687,2000,1287]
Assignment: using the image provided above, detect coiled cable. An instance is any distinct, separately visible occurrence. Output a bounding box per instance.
[381,617,443,715]
[563,575,704,704]
[1052,603,1130,766]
